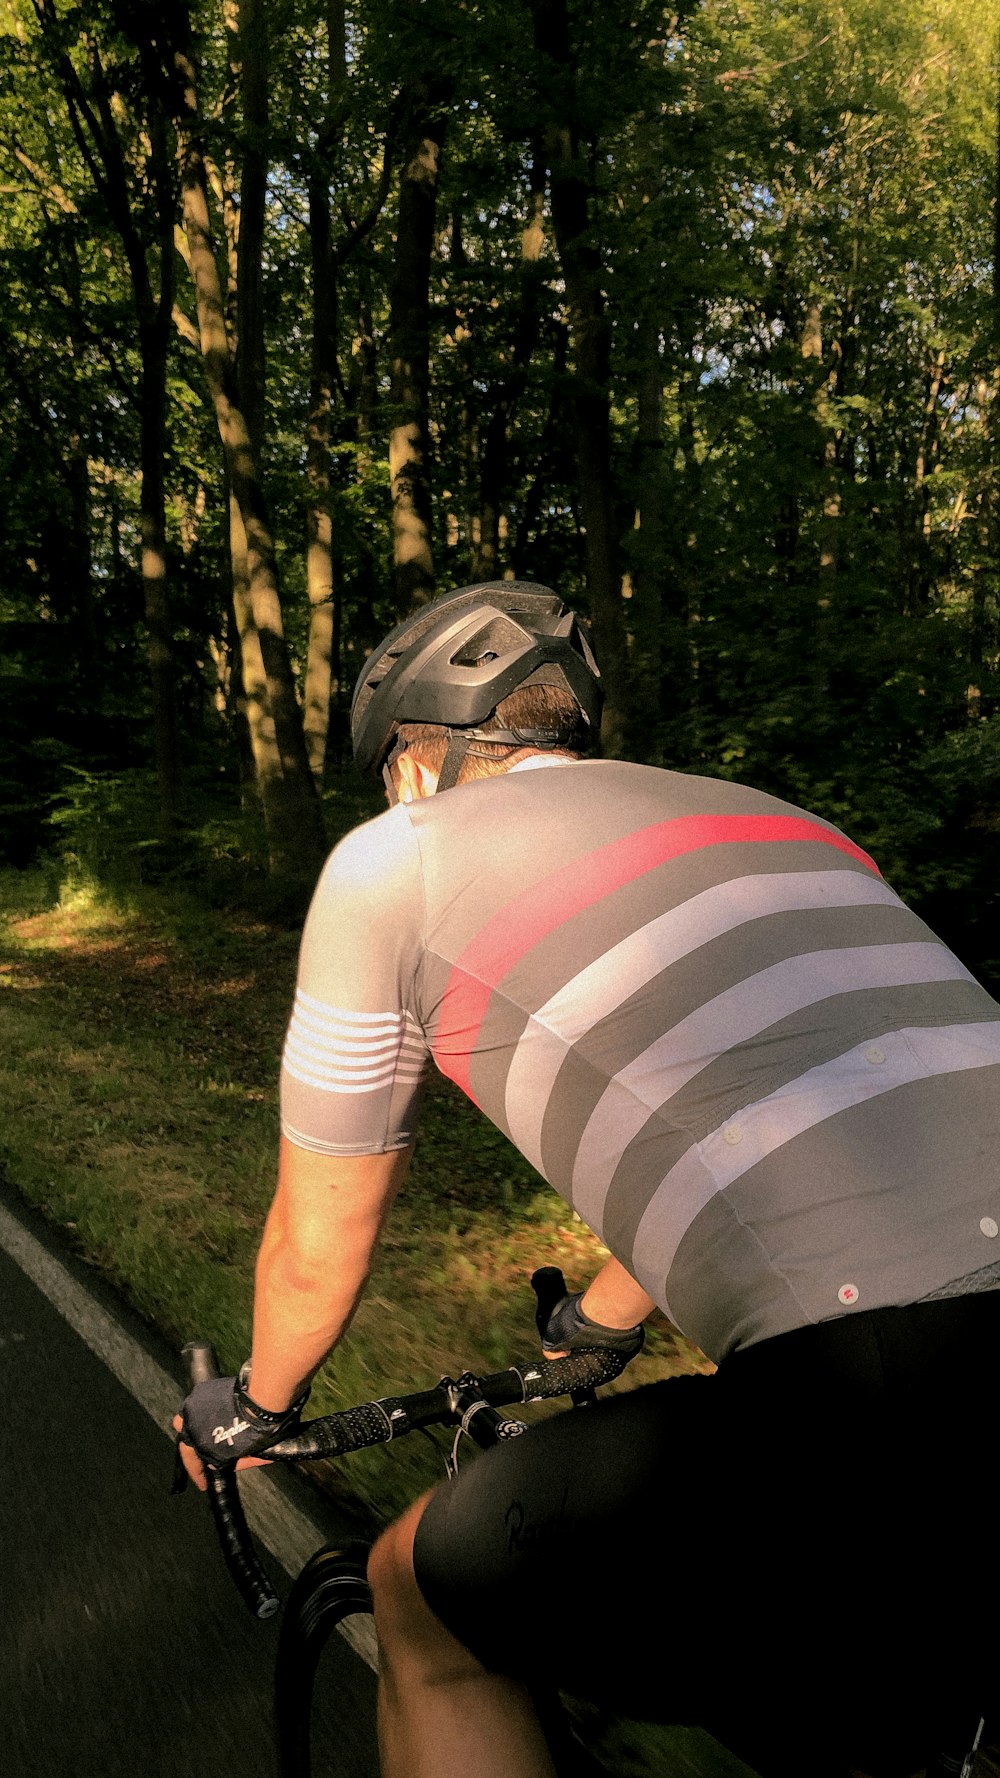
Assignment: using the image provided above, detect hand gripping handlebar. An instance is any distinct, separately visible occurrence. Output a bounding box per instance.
[180,1340,282,1620]
[179,1270,633,1619]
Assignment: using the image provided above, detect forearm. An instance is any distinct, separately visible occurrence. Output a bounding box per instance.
[579,1255,656,1329]
[247,1212,371,1411]
[246,1140,412,1413]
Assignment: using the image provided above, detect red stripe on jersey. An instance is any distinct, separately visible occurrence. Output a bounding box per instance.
[432,814,881,1101]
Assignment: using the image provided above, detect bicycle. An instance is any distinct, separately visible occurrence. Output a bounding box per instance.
[177,1270,994,1778]
[178,1266,633,1778]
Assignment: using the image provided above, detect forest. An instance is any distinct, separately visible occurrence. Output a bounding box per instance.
[2,0,999,983]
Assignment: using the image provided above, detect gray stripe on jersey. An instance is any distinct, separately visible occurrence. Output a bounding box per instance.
[537,903,944,1194]
[597,977,1000,1247]
[568,940,974,1234]
[588,998,995,1288]
[504,869,904,1176]
[627,1019,1000,1292]
[467,1000,534,1141]
[658,1060,1000,1359]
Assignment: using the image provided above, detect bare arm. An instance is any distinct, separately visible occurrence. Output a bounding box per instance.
[245,1134,414,1412]
[579,1255,656,1329]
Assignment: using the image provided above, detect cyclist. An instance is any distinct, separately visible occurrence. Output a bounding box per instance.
[178,582,1000,1778]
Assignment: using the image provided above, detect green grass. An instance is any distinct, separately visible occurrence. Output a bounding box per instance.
[0,862,762,1777]
[0,865,712,1517]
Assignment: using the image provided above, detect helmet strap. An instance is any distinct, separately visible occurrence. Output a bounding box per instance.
[382,734,410,805]
[436,731,473,793]
[463,726,576,749]
[386,723,576,803]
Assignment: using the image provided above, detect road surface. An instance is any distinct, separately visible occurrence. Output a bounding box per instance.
[0,1185,378,1778]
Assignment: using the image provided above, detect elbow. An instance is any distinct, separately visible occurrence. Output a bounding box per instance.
[263,1224,371,1298]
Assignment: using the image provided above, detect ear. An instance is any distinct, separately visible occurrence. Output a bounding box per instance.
[396,752,441,803]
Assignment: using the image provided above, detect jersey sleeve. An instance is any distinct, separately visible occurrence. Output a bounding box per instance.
[279,805,430,1155]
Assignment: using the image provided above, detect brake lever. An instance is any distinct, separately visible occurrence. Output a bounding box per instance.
[530,1266,568,1341]
[529,1266,598,1407]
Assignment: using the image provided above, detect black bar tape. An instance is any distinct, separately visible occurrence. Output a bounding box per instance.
[267,1354,626,1462]
[206,1469,280,1621]
[266,1399,400,1461]
[486,1348,628,1401]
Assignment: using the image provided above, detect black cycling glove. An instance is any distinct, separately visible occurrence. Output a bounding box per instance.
[541,1292,645,1362]
[178,1362,309,1468]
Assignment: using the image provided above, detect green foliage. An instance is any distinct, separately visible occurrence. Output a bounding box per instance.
[46,765,263,896]
[1,0,998,936]
[43,760,385,917]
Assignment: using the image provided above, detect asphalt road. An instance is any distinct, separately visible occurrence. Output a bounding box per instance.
[0,1193,378,1778]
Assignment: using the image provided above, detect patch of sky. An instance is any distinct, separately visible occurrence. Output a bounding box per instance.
[700,350,731,385]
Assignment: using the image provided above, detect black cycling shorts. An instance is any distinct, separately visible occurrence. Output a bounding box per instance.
[412,1292,1000,1778]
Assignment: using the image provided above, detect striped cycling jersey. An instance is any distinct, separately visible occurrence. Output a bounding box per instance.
[280,758,1000,1360]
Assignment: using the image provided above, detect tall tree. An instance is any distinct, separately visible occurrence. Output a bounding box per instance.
[27,0,181,837]
[300,2,395,783]
[172,2,326,881]
[387,74,449,608]
[530,0,630,751]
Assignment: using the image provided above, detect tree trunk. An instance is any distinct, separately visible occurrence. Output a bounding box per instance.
[235,0,267,458]
[229,486,278,798]
[475,144,547,581]
[626,312,687,761]
[532,0,628,753]
[913,347,947,610]
[60,234,98,668]
[513,323,569,570]
[304,153,337,787]
[301,0,347,788]
[388,81,448,609]
[138,314,179,839]
[175,45,326,881]
[970,46,1000,720]
[36,8,181,836]
[801,298,842,596]
[799,298,841,720]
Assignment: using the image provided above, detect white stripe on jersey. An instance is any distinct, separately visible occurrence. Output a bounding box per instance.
[282,1061,427,1095]
[292,988,423,1040]
[504,870,906,1177]
[629,1020,1000,1302]
[282,994,427,1096]
[570,940,974,1233]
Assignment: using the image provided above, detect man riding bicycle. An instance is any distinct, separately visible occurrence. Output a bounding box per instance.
[179,582,1000,1778]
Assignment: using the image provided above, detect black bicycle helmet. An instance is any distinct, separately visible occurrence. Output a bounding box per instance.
[351,581,603,792]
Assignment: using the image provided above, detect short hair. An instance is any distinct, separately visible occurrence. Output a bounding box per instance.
[393,681,584,786]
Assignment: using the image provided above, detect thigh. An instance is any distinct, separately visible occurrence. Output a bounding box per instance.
[412,1358,998,1758]
[412,1375,730,1716]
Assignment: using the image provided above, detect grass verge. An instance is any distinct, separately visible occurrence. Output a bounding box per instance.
[0,863,712,1524]
[0,862,760,1777]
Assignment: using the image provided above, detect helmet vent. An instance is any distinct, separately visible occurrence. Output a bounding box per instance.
[451,614,527,666]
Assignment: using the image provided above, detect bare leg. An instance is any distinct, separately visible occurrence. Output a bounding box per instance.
[368,1491,558,1778]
